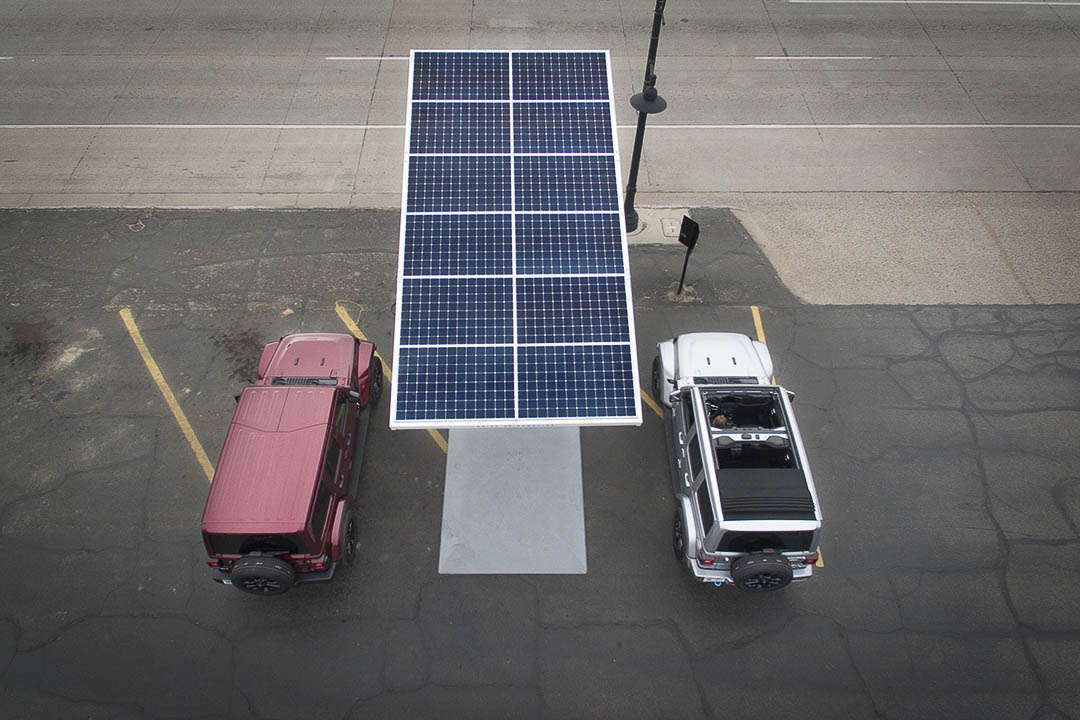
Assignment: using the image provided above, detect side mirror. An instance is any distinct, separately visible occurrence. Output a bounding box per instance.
[786,390,796,402]
[349,390,361,401]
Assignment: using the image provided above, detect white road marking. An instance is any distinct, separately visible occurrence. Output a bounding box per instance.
[0,123,404,130]
[755,56,876,60]
[1,122,1078,130]
[791,0,1080,5]
[635,123,1080,129]
[325,56,409,61]
[0,57,13,60]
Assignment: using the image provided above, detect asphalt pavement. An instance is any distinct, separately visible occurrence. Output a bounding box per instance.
[1,208,1077,719]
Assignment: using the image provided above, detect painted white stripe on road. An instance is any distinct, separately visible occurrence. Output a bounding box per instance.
[634,123,1080,129]
[0,57,12,60]
[325,56,409,61]
[791,0,1080,5]
[755,56,876,60]
[0,123,404,130]
[2,123,1079,130]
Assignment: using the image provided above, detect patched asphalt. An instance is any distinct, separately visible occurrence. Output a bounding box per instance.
[1,209,1078,719]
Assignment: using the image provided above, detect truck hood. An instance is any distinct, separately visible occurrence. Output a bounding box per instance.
[675,332,771,384]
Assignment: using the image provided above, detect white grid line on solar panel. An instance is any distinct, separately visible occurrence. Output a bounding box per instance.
[398,277,513,345]
[405,156,511,213]
[409,102,510,155]
[411,52,509,101]
[402,214,512,276]
[516,276,630,344]
[514,155,619,212]
[513,102,613,154]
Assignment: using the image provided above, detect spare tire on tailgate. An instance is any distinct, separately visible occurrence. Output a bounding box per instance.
[231,556,295,596]
[731,553,793,592]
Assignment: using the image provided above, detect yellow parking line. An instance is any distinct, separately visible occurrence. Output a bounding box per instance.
[751,305,776,384]
[816,546,824,567]
[751,305,767,344]
[334,301,449,454]
[641,387,663,418]
[120,308,216,483]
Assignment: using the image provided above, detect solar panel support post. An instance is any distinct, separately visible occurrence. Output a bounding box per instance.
[623,0,668,234]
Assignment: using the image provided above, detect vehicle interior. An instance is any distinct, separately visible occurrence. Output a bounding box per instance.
[702,390,797,470]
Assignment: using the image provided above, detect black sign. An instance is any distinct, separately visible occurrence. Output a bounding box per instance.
[678,216,699,250]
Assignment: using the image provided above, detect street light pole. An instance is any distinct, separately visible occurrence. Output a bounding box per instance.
[623,0,668,234]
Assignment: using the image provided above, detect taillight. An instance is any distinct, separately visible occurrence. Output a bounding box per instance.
[803,554,818,566]
[700,555,717,566]
[310,555,329,571]
[206,558,221,569]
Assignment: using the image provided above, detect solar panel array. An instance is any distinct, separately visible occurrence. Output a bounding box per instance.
[391,50,641,428]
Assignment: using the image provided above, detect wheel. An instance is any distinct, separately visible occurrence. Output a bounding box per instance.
[340,509,358,566]
[367,360,383,406]
[730,554,793,592]
[672,510,688,564]
[651,356,662,402]
[231,556,295,596]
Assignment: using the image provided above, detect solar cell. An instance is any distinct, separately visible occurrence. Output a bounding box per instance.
[392,50,641,428]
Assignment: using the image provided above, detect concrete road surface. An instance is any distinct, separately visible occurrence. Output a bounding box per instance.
[1,0,1079,303]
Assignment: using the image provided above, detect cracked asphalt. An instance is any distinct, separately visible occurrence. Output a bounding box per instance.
[0,209,1077,719]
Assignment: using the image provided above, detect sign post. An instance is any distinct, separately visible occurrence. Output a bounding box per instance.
[677,215,699,294]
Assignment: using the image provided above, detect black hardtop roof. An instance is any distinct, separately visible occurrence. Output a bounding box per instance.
[715,467,816,521]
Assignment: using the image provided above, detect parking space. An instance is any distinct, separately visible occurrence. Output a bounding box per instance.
[1,208,1077,718]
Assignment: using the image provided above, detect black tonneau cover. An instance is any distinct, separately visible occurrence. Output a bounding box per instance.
[716,467,816,521]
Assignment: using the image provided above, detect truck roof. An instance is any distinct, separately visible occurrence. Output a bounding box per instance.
[259,333,355,385]
[201,385,335,534]
[676,332,770,385]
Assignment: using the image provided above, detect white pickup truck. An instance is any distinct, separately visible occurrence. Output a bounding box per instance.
[652,333,822,591]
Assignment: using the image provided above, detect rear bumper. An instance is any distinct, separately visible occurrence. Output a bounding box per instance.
[685,559,813,585]
[211,562,338,586]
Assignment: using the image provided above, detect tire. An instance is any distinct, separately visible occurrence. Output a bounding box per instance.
[367,360,383,406]
[231,556,295,596]
[340,509,358,566]
[651,356,662,402]
[672,510,688,564]
[730,554,793,592]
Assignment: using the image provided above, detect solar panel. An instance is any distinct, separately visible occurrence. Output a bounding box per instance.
[391,50,642,428]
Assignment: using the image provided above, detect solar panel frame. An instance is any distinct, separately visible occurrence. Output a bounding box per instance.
[391,49,641,428]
